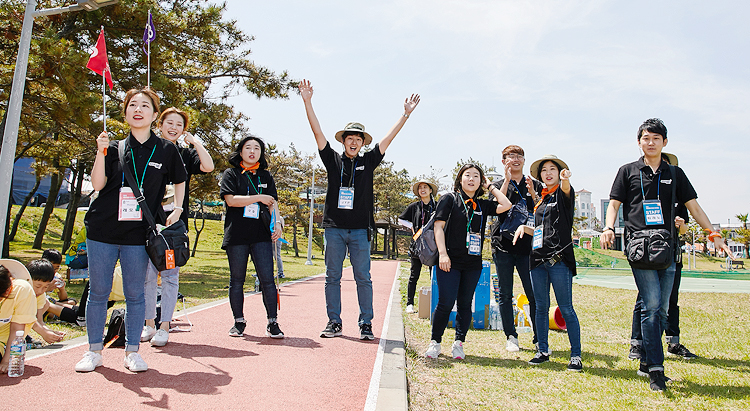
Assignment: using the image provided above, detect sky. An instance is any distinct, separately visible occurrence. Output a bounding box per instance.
[222,0,749,225]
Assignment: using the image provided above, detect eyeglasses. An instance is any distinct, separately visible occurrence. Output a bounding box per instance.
[505,154,524,160]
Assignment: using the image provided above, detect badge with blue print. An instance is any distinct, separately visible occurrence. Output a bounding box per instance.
[643,200,664,225]
[532,225,544,250]
[244,203,259,219]
[467,233,481,256]
[338,187,354,209]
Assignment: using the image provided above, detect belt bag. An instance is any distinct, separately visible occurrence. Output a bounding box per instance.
[119,141,190,271]
[625,229,674,270]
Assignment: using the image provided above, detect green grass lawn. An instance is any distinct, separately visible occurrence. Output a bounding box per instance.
[400,263,750,410]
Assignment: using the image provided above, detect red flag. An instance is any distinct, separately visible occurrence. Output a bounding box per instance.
[87,29,113,90]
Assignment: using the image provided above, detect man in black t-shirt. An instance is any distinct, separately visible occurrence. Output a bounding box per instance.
[300,80,420,340]
[602,118,730,392]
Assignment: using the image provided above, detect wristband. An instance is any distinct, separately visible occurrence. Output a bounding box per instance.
[708,232,721,241]
[403,113,409,118]
[603,226,614,233]
[174,206,184,211]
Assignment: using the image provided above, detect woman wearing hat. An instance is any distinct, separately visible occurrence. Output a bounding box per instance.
[425,164,512,360]
[398,179,438,313]
[513,155,582,371]
[141,107,215,347]
[0,259,36,373]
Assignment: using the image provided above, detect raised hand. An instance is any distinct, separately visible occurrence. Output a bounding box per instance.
[404,94,420,114]
[96,131,109,154]
[299,79,314,102]
[560,169,572,180]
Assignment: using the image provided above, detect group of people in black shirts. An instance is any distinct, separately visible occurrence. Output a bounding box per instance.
[403,118,730,391]
[64,83,727,393]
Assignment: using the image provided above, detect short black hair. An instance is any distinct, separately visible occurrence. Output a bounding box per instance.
[453,163,486,198]
[227,136,269,170]
[42,249,62,265]
[638,118,667,140]
[28,259,55,282]
[0,265,11,298]
[342,131,364,140]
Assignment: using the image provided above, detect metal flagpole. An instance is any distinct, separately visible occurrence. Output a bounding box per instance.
[101,26,106,132]
[305,167,315,265]
[147,10,151,88]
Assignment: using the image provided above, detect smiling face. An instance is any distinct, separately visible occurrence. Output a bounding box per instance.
[342,133,364,158]
[460,167,481,196]
[504,153,525,173]
[241,139,262,166]
[539,160,560,187]
[638,130,667,159]
[159,113,185,142]
[124,93,158,130]
[417,183,432,201]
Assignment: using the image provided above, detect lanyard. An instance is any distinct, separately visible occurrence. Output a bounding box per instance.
[639,170,661,200]
[420,200,432,227]
[510,179,527,207]
[461,197,480,234]
[129,145,157,190]
[340,157,357,188]
[246,173,262,195]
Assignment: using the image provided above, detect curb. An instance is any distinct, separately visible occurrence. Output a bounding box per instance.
[373,275,408,411]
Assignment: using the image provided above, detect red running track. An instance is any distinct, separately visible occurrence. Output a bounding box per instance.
[0,260,401,410]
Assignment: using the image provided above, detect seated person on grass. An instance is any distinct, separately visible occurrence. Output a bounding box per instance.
[45,267,124,327]
[0,259,37,374]
[28,259,65,344]
[41,249,75,305]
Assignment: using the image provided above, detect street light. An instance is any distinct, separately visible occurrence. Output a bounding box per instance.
[0,0,119,253]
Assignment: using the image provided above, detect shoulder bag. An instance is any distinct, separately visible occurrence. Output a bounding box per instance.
[413,193,455,266]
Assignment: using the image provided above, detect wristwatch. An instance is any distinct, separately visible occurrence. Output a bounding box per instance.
[603,226,614,233]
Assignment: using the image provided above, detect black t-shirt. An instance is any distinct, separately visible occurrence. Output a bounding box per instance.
[220,168,277,249]
[609,157,697,236]
[530,185,577,275]
[162,146,209,227]
[399,199,436,233]
[319,142,385,229]
[489,176,543,255]
[434,192,500,271]
[85,132,187,245]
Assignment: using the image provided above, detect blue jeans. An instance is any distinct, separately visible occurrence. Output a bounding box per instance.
[493,251,537,342]
[323,228,373,325]
[631,263,676,371]
[531,262,581,357]
[226,242,277,320]
[431,266,482,343]
[86,238,149,352]
[144,261,180,324]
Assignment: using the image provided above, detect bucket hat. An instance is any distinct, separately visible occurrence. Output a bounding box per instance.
[334,122,373,146]
[411,179,438,197]
[530,154,570,180]
[661,152,678,166]
[0,258,31,281]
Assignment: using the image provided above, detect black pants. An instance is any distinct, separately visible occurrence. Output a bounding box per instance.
[631,262,682,342]
[406,257,425,305]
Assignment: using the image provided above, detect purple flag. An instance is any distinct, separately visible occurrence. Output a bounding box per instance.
[143,10,156,55]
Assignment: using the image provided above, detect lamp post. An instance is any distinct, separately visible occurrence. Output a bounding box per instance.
[0,0,119,253]
[305,166,315,265]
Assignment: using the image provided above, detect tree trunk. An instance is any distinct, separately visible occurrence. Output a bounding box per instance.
[292,221,299,257]
[191,200,205,257]
[32,164,64,250]
[61,164,85,253]
[9,172,41,241]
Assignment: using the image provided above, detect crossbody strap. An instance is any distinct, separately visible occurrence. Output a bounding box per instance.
[669,163,677,242]
[119,140,158,233]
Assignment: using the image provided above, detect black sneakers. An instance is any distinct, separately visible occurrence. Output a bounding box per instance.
[638,363,671,382]
[667,343,698,359]
[528,352,550,365]
[266,321,284,339]
[628,344,643,360]
[320,321,343,338]
[649,370,668,392]
[360,323,374,341]
[229,321,246,337]
[567,356,583,372]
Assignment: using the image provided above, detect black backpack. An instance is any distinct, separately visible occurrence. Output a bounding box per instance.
[104,308,126,348]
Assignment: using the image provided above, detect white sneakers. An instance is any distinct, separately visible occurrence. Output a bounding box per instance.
[506,336,520,352]
[75,351,103,372]
[150,329,169,347]
[425,340,441,358]
[124,352,148,372]
[405,304,415,314]
[451,341,465,360]
[141,325,157,342]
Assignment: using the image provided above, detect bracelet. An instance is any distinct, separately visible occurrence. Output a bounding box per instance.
[403,113,409,118]
[174,206,184,211]
[708,232,721,241]
[603,226,614,233]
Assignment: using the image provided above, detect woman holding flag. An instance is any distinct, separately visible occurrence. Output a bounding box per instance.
[76,88,187,373]
[220,136,284,339]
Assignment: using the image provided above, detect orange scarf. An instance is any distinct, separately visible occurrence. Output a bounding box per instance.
[241,162,260,174]
[465,198,477,210]
[534,184,558,213]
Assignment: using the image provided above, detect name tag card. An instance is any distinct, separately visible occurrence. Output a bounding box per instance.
[244,203,260,219]
[118,187,142,221]
[643,200,664,225]
[532,225,544,250]
[338,187,354,209]
[467,233,481,256]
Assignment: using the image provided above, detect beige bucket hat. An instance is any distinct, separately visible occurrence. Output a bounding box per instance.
[411,179,438,197]
[529,154,570,180]
[334,122,373,146]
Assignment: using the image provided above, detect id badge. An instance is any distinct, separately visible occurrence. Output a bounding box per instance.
[526,214,535,228]
[244,203,260,219]
[532,225,544,250]
[643,200,664,225]
[467,233,481,256]
[118,187,142,221]
[338,187,354,209]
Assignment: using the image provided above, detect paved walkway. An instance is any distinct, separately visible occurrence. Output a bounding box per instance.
[574,274,750,293]
[0,261,407,410]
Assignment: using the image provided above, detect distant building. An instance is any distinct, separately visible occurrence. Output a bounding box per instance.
[600,198,625,251]
[574,189,596,229]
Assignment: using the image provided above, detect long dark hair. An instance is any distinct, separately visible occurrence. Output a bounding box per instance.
[0,265,12,298]
[453,163,485,198]
[227,136,268,170]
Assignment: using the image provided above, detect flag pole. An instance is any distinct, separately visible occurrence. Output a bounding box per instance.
[101,26,106,133]
[147,9,151,88]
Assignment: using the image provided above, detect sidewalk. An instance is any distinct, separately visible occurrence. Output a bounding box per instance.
[1,261,408,411]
